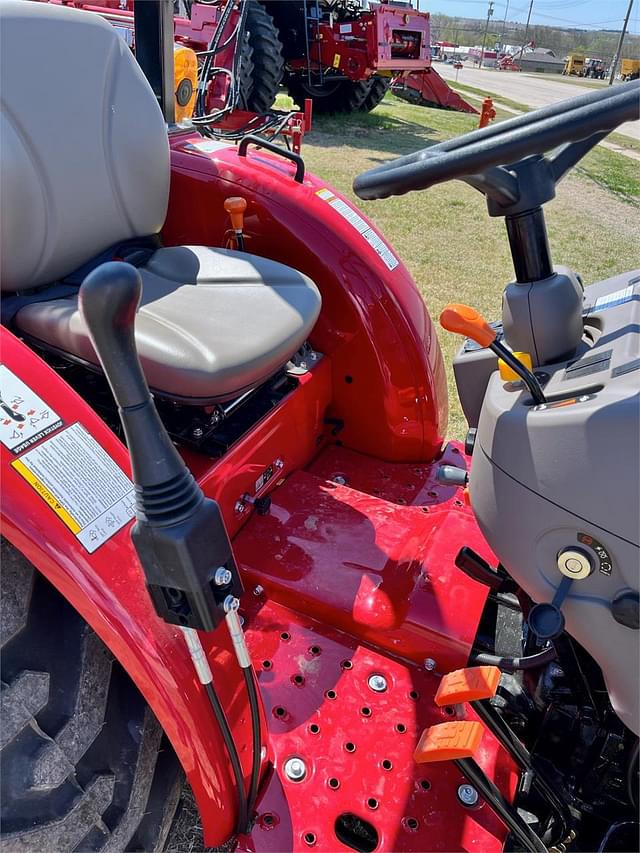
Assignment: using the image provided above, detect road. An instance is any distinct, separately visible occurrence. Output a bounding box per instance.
[437,63,640,141]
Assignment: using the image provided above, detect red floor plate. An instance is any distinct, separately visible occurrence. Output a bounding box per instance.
[232,442,515,852]
[239,600,517,852]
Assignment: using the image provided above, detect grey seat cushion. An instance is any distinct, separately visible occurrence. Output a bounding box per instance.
[16,247,321,403]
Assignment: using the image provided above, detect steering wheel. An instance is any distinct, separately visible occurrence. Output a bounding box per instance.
[353,81,640,212]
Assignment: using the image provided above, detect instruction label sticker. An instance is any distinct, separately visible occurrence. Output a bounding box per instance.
[0,366,64,454]
[315,190,399,270]
[593,284,635,312]
[12,423,135,553]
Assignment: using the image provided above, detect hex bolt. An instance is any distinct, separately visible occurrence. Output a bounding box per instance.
[457,784,479,807]
[235,500,246,514]
[213,567,232,587]
[223,595,240,613]
[192,426,204,439]
[275,458,284,469]
[368,674,388,693]
[333,475,347,485]
[424,658,437,672]
[253,585,264,597]
[284,757,307,782]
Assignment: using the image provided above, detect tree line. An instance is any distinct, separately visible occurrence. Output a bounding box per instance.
[430,13,640,62]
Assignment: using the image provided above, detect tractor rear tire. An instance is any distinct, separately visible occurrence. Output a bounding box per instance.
[0,538,182,852]
[287,77,372,114]
[361,75,390,111]
[244,1,284,114]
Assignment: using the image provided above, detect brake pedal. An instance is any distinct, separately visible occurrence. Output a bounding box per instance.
[415,720,546,853]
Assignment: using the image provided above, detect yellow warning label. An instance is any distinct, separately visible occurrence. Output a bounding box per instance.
[12,458,82,534]
[333,53,341,68]
[10,423,135,553]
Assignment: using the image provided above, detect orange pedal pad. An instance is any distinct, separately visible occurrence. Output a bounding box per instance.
[434,665,501,706]
[415,721,484,764]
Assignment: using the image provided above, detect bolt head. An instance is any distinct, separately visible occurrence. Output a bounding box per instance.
[214,567,232,587]
[192,426,204,438]
[235,500,246,514]
[368,674,388,693]
[223,595,240,613]
[284,757,307,782]
[424,658,437,672]
[275,458,284,469]
[333,475,347,485]
[253,585,264,596]
[457,784,479,806]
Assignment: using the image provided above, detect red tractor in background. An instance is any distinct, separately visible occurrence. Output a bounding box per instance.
[1,2,639,853]
[39,0,476,132]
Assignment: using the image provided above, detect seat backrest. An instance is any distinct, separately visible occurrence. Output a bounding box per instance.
[0,0,170,292]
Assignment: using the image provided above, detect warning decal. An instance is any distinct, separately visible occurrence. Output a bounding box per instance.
[12,423,136,553]
[0,366,64,454]
[315,190,399,271]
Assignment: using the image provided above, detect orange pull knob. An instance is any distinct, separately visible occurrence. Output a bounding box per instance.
[440,303,497,349]
[224,196,247,231]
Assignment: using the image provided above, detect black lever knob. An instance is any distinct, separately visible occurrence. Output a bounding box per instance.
[79,262,243,631]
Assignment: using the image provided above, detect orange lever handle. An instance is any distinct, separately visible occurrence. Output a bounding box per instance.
[440,303,497,349]
[224,196,247,231]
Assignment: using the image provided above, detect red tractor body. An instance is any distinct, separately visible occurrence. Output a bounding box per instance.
[3,4,637,851]
[1,133,512,849]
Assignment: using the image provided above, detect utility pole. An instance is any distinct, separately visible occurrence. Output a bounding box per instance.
[480,1,494,68]
[516,0,533,63]
[500,0,510,53]
[609,0,634,85]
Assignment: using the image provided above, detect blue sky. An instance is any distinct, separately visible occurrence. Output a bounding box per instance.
[415,0,639,35]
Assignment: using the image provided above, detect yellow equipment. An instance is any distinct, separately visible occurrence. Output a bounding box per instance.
[620,58,640,81]
[563,53,585,76]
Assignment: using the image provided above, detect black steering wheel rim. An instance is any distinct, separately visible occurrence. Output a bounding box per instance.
[352,80,640,207]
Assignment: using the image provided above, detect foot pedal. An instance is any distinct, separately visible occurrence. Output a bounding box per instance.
[435,665,501,706]
[415,723,547,853]
[414,721,484,764]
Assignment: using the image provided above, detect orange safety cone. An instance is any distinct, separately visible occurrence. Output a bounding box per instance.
[478,96,496,128]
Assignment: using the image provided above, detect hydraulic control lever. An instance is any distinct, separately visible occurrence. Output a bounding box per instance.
[79,262,243,632]
[79,262,262,832]
[440,303,546,405]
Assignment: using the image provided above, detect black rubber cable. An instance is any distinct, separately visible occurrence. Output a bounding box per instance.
[471,645,557,673]
[243,666,263,826]
[204,681,248,833]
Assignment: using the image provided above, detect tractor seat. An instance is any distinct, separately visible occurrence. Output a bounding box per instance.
[0,1,320,404]
[14,246,321,403]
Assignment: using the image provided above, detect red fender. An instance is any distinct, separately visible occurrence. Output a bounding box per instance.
[162,134,449,463]
[0,331,251,847]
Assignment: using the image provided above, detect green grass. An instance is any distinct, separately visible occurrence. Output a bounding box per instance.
[301,93,640,438]
[578,145,640,202]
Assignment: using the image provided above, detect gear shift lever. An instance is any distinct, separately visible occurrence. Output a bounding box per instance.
[440,303,547,405]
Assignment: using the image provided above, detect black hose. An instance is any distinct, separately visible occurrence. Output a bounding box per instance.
[243,667,263,826]
[204,681,248,833]
[471,645,557,673]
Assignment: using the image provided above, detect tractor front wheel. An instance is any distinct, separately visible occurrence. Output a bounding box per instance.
[0,538,182,852]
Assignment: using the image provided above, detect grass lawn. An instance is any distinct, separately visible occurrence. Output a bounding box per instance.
[299,93,640,439]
